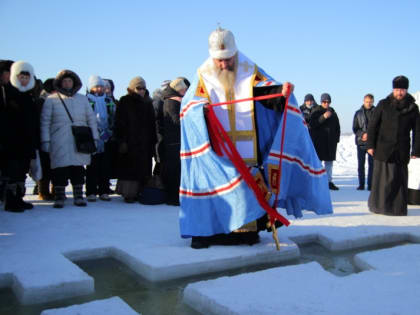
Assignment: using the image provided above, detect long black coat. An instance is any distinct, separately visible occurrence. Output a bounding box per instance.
[367,93,420,164]
[0,84,38,160]
[161,87,182,201]
[309,105,340,161]
[114,91,157,183]
[352,105,375,148]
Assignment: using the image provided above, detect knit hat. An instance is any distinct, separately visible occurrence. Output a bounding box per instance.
[88,75,104,90]
[0,59,14,74]
[304,93,315,102]
[103,79,115,92]
[43,78,55,93]
[392,75,409,89]
[161,79,171,89]
[129,76,146,91]
[208,27,238,59]
[320,93,331,103]
[170,77,190,92]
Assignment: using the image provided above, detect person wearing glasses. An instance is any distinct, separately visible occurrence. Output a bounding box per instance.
[114,76,157,203]
[309,93,341,190]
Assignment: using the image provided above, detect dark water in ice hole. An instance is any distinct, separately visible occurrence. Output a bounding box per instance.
[0,241,413,315]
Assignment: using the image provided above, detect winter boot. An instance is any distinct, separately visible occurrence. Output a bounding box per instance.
[38,179,54,201]
[73,184,87,207]
[4,183,24,213]
[329,182,339,190]
[17,182,33,210]
[53,186,66,208]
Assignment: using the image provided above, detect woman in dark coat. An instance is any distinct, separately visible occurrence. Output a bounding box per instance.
[114,76,157,202]
[1,61,39,212]
[309,93,340,190]
[161,77,189,205]
[367,76,420,216]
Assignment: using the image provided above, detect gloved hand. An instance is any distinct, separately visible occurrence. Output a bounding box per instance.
[119,142,128,154]
[41,141,50,153]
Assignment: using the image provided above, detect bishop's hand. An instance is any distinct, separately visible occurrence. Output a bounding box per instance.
[282,82,294,97]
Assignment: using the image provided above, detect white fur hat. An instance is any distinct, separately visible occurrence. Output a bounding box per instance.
[208,27,237,59]
[88,75,105,90]
[10,60,35,92]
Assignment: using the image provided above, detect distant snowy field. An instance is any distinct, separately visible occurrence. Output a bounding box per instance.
[334,133,358,177]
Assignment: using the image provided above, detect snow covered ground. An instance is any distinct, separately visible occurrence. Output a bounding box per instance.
[1,134,420,315]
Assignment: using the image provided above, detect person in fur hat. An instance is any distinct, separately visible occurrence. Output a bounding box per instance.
[0,60,39,212]
[161,77,190,205]
[40,70,99,208]
[367,75,420,216]
[85,75,116,202]
[114,76,157,202]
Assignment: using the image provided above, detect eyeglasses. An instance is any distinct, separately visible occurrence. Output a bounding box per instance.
[135,86,145,91]
[321,101,330,104]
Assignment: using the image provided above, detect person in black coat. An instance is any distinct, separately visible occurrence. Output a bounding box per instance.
[0,59,14,203]
[0,61,38,212]
[161,77,190,205]
[367,76,420,216]
[352,94,375,190]
[309,93,341,190]
[299,93,317,126]
[114,76,157,202]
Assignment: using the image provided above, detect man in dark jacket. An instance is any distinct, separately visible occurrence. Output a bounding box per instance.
[367,76,420,216]
[309,93,341,190]
[352,94,375,190]
[299,93,317,126]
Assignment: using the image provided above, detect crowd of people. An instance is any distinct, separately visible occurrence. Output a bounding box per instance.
[0,58,190,212]
[301,75,420,218]
[1,28,419,251]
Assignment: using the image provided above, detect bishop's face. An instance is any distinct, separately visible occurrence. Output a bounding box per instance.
[213,55,236,71]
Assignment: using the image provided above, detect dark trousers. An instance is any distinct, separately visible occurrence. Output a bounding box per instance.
[52,166,85,187]
[161,143,181,203]
[357,146,373,188]
[39,151,52,182]
[86,152,111,196]
[2,158,30,183]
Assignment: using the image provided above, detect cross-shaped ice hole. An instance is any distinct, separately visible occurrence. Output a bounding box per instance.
[1,240,417,315]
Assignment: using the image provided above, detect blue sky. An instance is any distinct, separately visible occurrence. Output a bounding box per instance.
[2,0,419,132]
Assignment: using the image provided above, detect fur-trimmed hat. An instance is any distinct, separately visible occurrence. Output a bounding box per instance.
[320,93,331,103]
[88,75,105,91]
[170,77,190,93]
[208,27,238,59]
[53,69,83,96]
[129,76,146,91]
[10,60,36,92]
[392,75,409,89]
